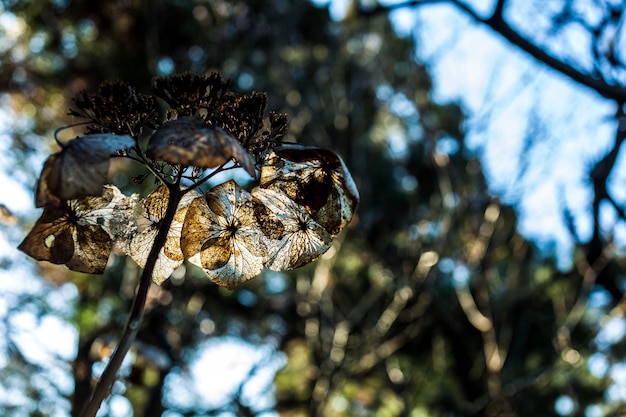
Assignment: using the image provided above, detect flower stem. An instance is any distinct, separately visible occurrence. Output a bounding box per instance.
[79,181,183,417]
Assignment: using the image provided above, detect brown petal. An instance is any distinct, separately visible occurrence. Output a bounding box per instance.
[147,116,256,177]
[73,184,140,248]
[36,134,135,207]
[259,144,359,236]
[129,185,198,284]
[181,180,267,289]
[18,203,113,274]
[252,187,332,271]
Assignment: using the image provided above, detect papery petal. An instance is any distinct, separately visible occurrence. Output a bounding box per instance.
[252,187,332,271]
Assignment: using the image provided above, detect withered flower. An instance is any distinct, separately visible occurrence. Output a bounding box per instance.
[214,92,266,144]
[212,92,289,160]
[129,185,198,285]
[181,180,267,289]
[70,81,159,137]
[259,144,359,236]
[253,187,333,271]
[22,72,357,290]
[19,185,135,274]
[152,71,231,117]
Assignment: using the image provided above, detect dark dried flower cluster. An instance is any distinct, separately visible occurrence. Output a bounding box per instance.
[70,82,159,137]
[152,71,231,118]
[69,72,288,158]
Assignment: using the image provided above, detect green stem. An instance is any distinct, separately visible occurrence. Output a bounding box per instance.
[79,178,183,417]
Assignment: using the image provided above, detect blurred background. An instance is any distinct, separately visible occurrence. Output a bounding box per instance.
[2,0,626,416]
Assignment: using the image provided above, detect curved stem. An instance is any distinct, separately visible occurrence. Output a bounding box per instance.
[53,121,93,148]
[79,173,184,417]
[129,146,170,186]
[184,162,240,195]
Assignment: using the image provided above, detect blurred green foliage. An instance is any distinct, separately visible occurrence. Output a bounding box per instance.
[2,0,625,416]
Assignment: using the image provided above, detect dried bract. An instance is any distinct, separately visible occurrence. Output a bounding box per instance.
[77,185,139,252]
[259,144,359,236]
[146,116,255,177]
[17,190,130,273]
[181,180,267,289]
[129,185,198,285]
[253,187,333,271]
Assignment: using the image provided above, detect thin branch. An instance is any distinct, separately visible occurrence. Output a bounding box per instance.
[454,284,492,332]
[553,246,611,356]
[128,146,171,186]
[184,161,241,195]
[491,0,506,21]
[588,108,626,259]
[79,171,185,417]
[479,4,626,101]
[351,315,426,375]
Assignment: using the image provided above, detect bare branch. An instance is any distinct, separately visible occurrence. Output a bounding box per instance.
[554,246,611,357]
[358,0,626,101]
[491,0,506,21]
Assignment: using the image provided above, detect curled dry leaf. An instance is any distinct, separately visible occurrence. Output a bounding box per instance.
[129,185,198,285]
[252,187,333,271]
[259,144,359,236]
[181,180,267,289]
[18,185,135,274]
[36,133,135,207]
[146,116,256,177]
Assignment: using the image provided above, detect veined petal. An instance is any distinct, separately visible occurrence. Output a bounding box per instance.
[129,185,198,285]
[259,144,359,236]
[181,180,267,289]
[252,187,332,271]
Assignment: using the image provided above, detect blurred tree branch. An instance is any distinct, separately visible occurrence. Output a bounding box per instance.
[358,0,626,101]
[359,0,626,303]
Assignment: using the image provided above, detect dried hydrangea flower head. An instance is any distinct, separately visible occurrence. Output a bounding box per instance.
[20,71,358,290]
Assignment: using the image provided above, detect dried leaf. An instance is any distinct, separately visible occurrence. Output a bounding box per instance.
[252,187,333,271]
[259,144,359,236]
[146,116,255,177]
[17,190,128,274]
[36,133,135,207]
[181,180,267,289]
[129,185,198,285]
